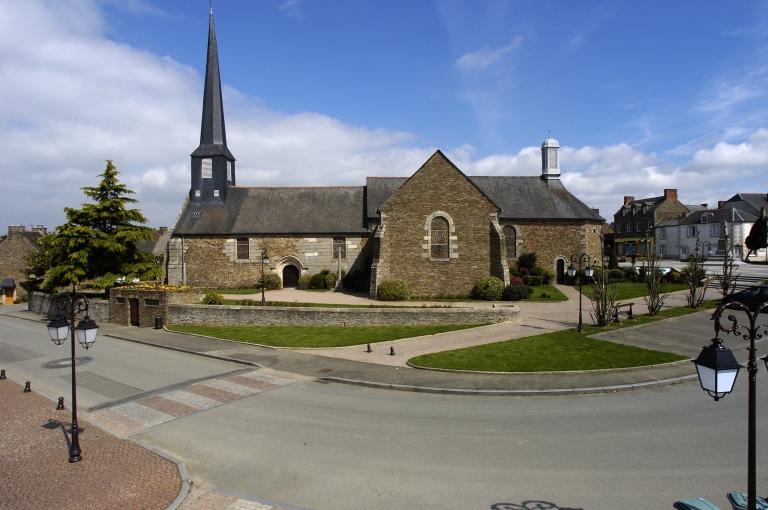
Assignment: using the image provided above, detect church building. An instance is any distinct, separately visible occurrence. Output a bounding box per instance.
[167,10,604,297]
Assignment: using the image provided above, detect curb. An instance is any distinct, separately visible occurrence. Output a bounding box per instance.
[129,437,191,510]
[318,374,699,396]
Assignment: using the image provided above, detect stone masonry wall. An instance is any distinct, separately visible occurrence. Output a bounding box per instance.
[376,153,502,297]
[504,220,604,273]
[169,303,518,327]
[0,227,40,300]
[28,292,110,323]
[167,234,370,288]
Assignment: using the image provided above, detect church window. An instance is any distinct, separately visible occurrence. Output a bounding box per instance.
[236,238,249,260]
[430,217,450,259]
[502,225,516,258]
[227,161,232,181]
[333,237,346,259]
[201,159,212,179]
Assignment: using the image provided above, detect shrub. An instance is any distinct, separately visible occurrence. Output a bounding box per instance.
[531,266,546,277]
[258,274,282,291]
[540,291,553,299]
[325,273,337,290]
[664,271,683,284]
[509,266,520,277]
[623,267,639,282]
[522,275,543,286]
[509,276,525,286]
[472,276,505,300]
[541,269,555,285]
[203,291,224,305]
[298,274,313,290]
[608,249,620,270]
[517,252,537,271]
[519,267,531,276]
[502,284,534,301]
[377,279,410,301]
[309,273,327,290]
[609,269,625,282]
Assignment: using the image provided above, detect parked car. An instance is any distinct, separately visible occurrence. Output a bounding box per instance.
[721,285,768,312]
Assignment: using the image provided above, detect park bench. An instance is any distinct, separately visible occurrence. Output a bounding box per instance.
[611,302,634,323]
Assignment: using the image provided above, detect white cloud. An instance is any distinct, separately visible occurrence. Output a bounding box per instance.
[454,37,522,72]
[1,0,766,235]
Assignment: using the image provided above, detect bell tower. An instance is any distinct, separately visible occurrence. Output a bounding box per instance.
[541,135,560,181]
[190,8,235,203]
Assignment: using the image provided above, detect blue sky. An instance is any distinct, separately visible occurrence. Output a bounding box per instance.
[2,0,768,231]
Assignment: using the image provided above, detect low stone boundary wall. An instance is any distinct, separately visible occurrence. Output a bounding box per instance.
[169,304,519,327]
[28,291,110,323]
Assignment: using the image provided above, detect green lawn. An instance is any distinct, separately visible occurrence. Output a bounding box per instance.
[408,323,687,372]
[167,324,482,348]
[581,282,689,301]
[524,285,568,302]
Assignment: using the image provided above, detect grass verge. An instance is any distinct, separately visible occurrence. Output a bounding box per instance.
[581,282,689,301]
[408,322,687,372]
[166,324,483,348]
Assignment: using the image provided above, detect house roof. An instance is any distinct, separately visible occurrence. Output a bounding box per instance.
[367,175,603,221]
[679,209,757,225]
[723,193,768,214]
[174,186,368,235]
[136,229,172,255]
[0,278,15,288]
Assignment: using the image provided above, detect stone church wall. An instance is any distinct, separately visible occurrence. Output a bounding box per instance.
[375,155,504,297]
[503,220,604,272]
[167,234,370,288]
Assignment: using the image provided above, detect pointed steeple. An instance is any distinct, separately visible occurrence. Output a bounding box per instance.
[192,8,234,160]
[190,8,235,203]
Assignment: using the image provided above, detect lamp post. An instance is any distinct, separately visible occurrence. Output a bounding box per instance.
[567,253,594,333]
[261,248,269,302]
[46,293,98,463]
[693,300,768,510]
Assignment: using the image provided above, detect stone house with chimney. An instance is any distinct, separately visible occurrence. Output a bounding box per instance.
[166,9,604,297]
[612,190,688,257]
[0,225,46,303]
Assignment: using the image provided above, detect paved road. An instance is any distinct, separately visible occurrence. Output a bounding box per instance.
[4,308,768,510]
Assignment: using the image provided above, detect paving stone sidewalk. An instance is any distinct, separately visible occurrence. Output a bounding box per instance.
[0,376,182,510]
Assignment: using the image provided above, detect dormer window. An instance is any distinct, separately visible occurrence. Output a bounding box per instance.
[701,215,708,224]
[642,205,647,215]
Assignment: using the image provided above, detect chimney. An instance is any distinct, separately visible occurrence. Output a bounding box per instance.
[701,203,708,209]
[718,201,726,209]
[30,226,47,235]
[623,196,634,205]
[159,226,168,233]
[663,189,678,201]
[7,225,25,237]
[591,208,599,215]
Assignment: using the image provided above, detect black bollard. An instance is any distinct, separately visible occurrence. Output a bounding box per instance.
[0,369,5,379]
[24,381,31,392]
[366,343,372,353]
[56,397,65,410]
[627,304,634,320]
[389,346,395,356]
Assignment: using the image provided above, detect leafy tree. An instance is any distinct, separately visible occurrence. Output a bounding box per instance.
[745,208,767,261]
[608,249,619,270]
[39,160,161,291]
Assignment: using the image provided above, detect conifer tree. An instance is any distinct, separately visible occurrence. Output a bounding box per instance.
[40,160,162,291]
[744,207,767,261]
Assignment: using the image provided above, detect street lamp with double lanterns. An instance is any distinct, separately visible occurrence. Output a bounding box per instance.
[46,292,98,463]
[567,254,594,333]
[261,248,269,302]
[692,300,768,510]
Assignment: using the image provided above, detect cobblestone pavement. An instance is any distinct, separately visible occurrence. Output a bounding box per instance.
[88,368,307,437]
[0,376,181,510]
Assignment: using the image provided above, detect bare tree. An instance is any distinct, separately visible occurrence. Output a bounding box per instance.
[590,264,617,327]
[642,246,669,315]
[684,229,709,308]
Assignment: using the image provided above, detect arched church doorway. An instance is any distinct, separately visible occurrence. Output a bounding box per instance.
[282,265,300,288]
[556,259,565,284]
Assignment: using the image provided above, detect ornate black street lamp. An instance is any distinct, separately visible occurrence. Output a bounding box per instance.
[567,254,594,333]
[693,300,768,510]
[46,293,98,463]
[261,248,269,302]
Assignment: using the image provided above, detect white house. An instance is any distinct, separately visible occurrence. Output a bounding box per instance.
[654,209,758,260]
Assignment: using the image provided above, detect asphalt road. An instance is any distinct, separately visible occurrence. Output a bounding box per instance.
[3,309,768,510]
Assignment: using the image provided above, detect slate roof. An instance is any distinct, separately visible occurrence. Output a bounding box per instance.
[136,229,172,255]
[366,175,602,221]
[679,209,757,225]
[722,193,768,215]
[174,186,368,235]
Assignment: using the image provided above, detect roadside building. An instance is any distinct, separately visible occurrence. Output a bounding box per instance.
[612,190,688,257]
[0,225,46,303]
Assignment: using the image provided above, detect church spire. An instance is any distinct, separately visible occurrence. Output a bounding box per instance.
[192,8,233,159]
[190,8,235,203]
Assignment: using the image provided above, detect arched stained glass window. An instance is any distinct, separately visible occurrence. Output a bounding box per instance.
[503,225,516,258]
[430,217,449,259]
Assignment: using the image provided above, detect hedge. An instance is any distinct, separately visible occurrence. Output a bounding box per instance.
[502,285,534,301]
[377,279,410,301]
[472,276,505,301]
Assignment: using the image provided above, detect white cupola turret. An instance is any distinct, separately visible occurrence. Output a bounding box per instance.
[541,135,560,180]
